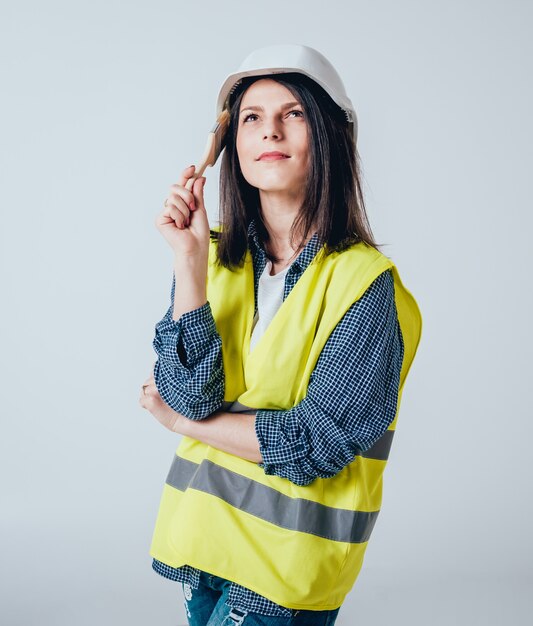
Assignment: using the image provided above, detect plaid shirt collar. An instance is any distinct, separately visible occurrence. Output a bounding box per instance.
[246,218,322,274]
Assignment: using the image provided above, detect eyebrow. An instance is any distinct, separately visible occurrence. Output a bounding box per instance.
[240,101,302,115]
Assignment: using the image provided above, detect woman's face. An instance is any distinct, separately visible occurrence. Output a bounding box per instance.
[235,78,309,194]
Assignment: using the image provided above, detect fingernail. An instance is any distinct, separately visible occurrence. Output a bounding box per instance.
[189,201,195,211]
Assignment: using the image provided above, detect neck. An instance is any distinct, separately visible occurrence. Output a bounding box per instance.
[258,189,310,262]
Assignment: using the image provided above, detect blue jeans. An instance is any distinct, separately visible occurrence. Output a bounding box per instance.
[181,572,341,625]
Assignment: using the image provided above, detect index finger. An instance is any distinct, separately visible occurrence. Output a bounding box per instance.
[178,164,196,187]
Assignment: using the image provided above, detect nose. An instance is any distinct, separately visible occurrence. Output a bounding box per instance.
[262,116,283,140]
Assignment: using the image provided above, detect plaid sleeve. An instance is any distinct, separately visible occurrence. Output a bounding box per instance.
[152,272,224,420]
[254,269,404,486]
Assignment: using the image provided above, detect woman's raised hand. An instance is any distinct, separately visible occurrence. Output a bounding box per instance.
[155,165,211,259]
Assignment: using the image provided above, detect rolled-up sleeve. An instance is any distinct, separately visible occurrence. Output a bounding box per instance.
[152,272,224,420]
[254,269,404,486]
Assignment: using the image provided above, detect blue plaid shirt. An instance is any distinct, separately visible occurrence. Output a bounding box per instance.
[151,218,404,616]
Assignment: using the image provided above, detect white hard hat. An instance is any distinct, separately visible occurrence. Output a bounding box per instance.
[216,44,358,144]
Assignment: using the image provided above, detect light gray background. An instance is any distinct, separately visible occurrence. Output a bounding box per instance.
[1,1,531,624]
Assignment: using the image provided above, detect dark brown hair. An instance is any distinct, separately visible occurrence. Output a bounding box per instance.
[210,72,381,270]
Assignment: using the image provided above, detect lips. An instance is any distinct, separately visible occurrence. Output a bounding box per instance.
[258,151,290,161]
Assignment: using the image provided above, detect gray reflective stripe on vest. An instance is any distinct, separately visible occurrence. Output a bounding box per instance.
[359,429,395,461]
[220,400,257,414]
[166,456,379,544]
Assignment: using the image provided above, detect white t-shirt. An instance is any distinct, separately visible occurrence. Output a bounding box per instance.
[249,259,291,353]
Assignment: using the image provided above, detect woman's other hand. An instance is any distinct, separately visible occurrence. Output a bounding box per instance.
[155,165,210,260]
[140,373,185,433]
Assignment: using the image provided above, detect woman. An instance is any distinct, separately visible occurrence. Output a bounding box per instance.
[140,44,422,626]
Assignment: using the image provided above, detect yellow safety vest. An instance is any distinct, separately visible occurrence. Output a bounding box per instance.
[150,232,422,611]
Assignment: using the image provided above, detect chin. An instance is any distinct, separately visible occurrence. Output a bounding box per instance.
[246,175,304,192]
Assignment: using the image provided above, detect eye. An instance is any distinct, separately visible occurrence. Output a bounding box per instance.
[243,113,258,122]
[287,109,304,118]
